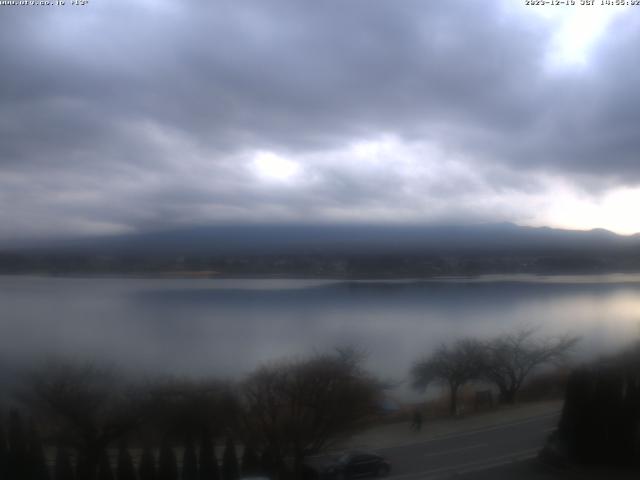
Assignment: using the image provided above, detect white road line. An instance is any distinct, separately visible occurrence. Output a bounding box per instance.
[455,448,539,476]
[423,443,488,458]
[389,447,540,480]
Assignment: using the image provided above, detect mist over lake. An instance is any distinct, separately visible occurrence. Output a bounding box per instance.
[2,274,639,399]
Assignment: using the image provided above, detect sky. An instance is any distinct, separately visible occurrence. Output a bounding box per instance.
[1,0,640,243]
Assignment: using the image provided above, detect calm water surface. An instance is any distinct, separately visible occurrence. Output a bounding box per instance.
[1,274,640,397]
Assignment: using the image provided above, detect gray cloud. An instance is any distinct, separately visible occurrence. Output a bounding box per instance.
[1,0,640,240]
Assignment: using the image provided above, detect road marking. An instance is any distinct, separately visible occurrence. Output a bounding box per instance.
[377,411,560,452]
[388,447,539,480]
[453,448,539,477]
[423,443,487,458]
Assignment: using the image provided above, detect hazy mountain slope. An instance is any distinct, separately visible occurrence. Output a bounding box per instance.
[10,223,638,255]
[2,223,640,276]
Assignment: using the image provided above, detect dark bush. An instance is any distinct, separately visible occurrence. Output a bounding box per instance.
[75,451,90,480]
[0,418,7,479]
[7,409,29,479]
[157,440,178,480]
[54,447,75,480]
[27,420,50,480]
[138,446,157,480]
[221,437,239,480]
[116,443,136,480]
[198,429,219,480]
[240,444,261,477]
[98,450,115,480]
[182,436,198,480]
[556,349,640,468]
[259,447,280,479]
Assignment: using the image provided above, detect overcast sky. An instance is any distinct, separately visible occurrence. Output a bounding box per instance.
[1,0,640,242]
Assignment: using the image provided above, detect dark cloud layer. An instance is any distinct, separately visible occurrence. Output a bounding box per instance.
[1,0,639,240]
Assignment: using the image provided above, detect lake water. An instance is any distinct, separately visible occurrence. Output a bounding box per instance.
[1,274,640,398]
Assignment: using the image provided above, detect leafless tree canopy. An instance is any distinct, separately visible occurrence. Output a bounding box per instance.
[240,348,382,473]
[21,361,149,480]
[411,329,579,412]
[24,362,144,440]
[411,339,485,415]
[482,327,580,404]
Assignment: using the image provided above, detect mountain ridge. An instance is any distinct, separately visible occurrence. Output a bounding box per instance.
[2,223,640,277]
[4,222,640,256]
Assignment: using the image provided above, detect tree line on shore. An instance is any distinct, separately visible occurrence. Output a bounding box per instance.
[0,347,381,480]
[0,409,261,480]
[3,327,622,480]
[411,327,579,415]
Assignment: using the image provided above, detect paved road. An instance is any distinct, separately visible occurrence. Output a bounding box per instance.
[378,411,559,480]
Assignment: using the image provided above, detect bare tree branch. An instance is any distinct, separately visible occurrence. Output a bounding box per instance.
[482,327,580,404]
[411,339,485,416]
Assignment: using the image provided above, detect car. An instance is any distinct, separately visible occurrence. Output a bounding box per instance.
[317,451,391,479]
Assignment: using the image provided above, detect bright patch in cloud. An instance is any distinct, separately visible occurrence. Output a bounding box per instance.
[251,151,301,182]
[349,135,398,161]
[552,5,627,67]
[514,1,629,68]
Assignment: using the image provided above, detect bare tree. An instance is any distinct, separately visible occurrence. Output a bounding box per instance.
[411,339,485,416]
[22,361,150,480]
[482,327,579,404]
[240,348,382,476]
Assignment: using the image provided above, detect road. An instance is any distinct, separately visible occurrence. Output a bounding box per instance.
[379,411,559,480]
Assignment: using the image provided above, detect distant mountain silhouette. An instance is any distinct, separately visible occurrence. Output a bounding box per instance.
[2,223,640,276]
[10,223,637,255]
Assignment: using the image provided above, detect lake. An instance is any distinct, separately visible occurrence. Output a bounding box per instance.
[1,274,639,399]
